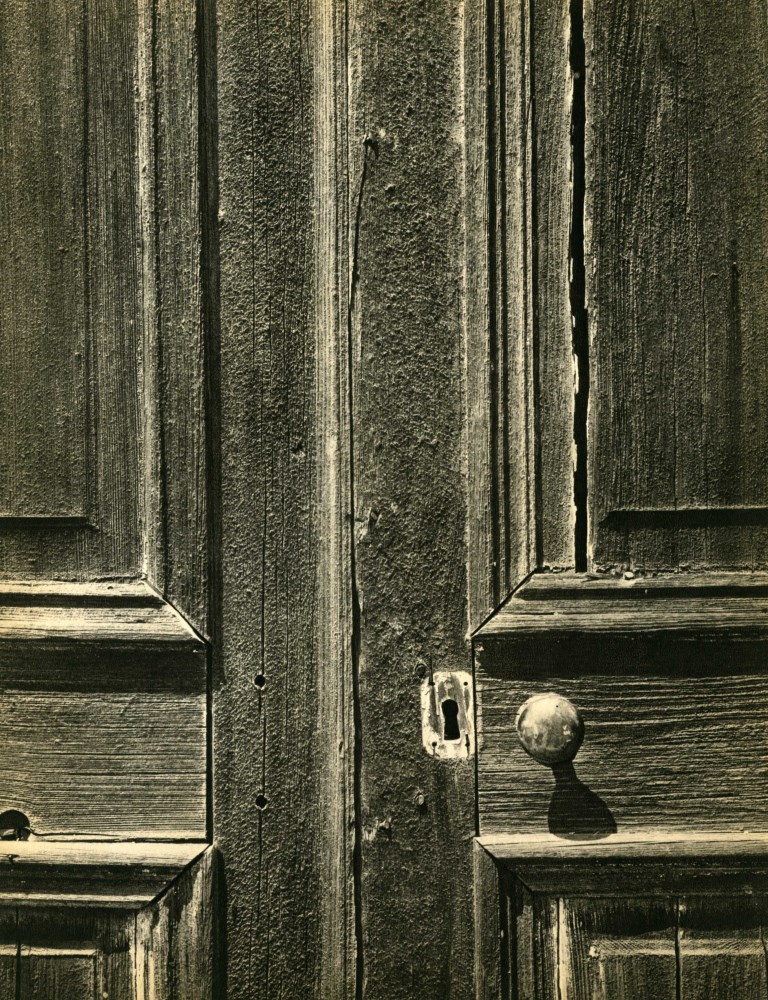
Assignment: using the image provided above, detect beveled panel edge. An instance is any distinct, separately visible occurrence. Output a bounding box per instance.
[0,580,204,650]
[0,840,210,909]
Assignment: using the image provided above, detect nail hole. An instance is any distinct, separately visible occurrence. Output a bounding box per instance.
[255,794,268,810]
[441,699,461,741]
[254,674,266,689]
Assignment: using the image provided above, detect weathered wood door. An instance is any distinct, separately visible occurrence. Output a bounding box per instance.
[4,0,768,997]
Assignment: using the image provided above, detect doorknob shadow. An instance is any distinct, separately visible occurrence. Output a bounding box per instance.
[547,762,617,839]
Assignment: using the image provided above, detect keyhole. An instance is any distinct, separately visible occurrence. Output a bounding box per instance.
[441,699,461,741]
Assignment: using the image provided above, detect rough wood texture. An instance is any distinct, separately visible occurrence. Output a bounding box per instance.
[562,898,677,1000]
[138,0,210,634]
[477,666,768,834]
[0,581,203,650]
[0,841,206,907]
[586,0,768,571]
[679,897,768,999]
[214,0,356,996]
[135,847,215,1000]
[0,686,205,837]
[533,0,576,571]
[348,2,475,997]
[514,884,558,1000]
[17,908,132,1000]
[0,0,88,520]
[0,0,142,580]
[474,841,502,1000]
[465,0,537,624]
[476,571,768,640]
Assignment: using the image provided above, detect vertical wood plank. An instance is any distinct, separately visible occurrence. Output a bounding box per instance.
[0,0,88,520]
[586,0,768,571]
[465,0,538,626]
[474,842,502,1000]
[347,1,475,997]
[562,897,677,1000]
[678,896,768,1000]
[314,0,357,993]
[141,0,210,633]
[134,848,215,1000]
[533,0,577,570]
[215,0,355,996]
[0,0,143,580]
[514,883,558,1000]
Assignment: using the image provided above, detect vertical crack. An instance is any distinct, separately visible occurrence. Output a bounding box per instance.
[569,0,589,572]
[348,136,376,1000]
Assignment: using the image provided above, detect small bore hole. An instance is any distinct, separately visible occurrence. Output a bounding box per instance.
[0,809,30,841]
[255,794,268,810]
[254,674,266,689]
[441,699,461,741]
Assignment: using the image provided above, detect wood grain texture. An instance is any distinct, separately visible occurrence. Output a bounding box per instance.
[18,907,132,1000]
[477,668,768,834]
[0,0,142,580]
[0,841,206,907]
[139,0,210,634]
[678,897,768,1000]
[533,0,576,571]
[477,571,768,640]
[586,0,768,571]
[562,898,677,1000]
[0,688,206,837]
[465,0,537,625]
[134,847,215,1000]
[214,0,355,996]
[314,0,356,992]
[514,883,558,1000]
[474,841,503,1000]
[19,947,97,999]
[0,581,203,650]
[348,1,475,997]
[0,0,88,521]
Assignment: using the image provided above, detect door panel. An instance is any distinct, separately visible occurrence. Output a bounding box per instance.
[510,885,768,1000]
[586,0,768,569]
[20,948,97,1000]
[0,0,143,579]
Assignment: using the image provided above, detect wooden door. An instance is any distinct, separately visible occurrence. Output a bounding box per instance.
[0,0,215,994]
[470,0,768,996]
[6,0,768,996]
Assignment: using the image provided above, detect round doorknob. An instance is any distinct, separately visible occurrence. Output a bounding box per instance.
[515,693,585,765]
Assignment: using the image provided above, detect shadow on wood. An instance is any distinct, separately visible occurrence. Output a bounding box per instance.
[547,762,616,839]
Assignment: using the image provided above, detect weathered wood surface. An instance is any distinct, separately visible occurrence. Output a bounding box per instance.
[533,0,577,571]
[563,898,677,1000]
[348,1,475,997]
[215,0,356,997]
[0,581,202,649]
[477,668,768,834]
[0,685,206,837]
[465,0,575,622]
[0,0,142,580]
[0,841,206,907]
[514,885,558,1000]
[138,0,210,635]
[678,897,768,1000]
[0,0,88,521]
[586,0,768,571]
[473,841,503,1000]
[135,847,216,1000]
[465,0,537,624]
